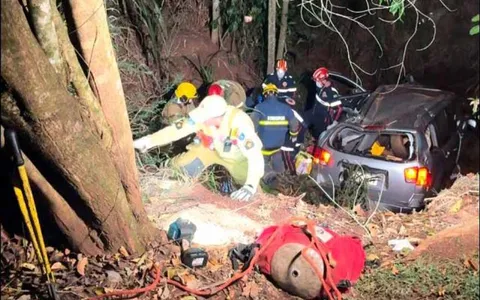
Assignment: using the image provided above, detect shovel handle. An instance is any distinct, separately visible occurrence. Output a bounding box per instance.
[4,128,24,166]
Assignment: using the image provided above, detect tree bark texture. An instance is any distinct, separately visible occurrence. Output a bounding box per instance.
[1,0,154,254]
[1,125,103,255]
[267,0,276,74]
[67,0,145,221]
[211,0,220,45]
[26,0,67,83]
[276,0,289,60]
[50,0,113,150]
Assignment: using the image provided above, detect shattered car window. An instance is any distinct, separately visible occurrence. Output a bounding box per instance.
[330,127,416,162]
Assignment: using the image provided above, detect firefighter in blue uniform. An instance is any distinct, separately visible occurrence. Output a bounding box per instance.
[262,59,297,107]
[250,84,300,187]
[304,67,341,140]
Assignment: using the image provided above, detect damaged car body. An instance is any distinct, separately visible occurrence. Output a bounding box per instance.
[311,84,465,213]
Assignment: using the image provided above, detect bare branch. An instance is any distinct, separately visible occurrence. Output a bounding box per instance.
[296,0,444,90]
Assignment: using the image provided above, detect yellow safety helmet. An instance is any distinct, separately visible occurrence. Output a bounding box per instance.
[263,83,278,95]
[175,82,198,103]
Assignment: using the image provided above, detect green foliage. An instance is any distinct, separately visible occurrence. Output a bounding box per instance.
[352,259,480,300]
[336,164,369,209]
[183,53,217,85]
[129,0,168,68]
[378,0,406,20]
[128,73,183,138]
[219,0,267,71]
[220,0,266,35]
[470,14,479,36]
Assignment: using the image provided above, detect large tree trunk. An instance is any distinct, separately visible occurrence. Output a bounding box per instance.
[66,0,146,223]
[1,0,155,254]
[267,0,276,74]
[211,0,220,45]
[276,0,289,60]
[50,0,114,151]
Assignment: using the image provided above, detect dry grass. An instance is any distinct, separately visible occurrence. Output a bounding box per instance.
[138,164,195,202]
[426,173,479,214]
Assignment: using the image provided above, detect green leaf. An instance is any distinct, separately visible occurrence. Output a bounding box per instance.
[472,14,480,23]
[469,25,479,36]
[388,0,405,18]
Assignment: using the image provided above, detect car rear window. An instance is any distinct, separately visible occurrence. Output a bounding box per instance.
[329,127,416,162]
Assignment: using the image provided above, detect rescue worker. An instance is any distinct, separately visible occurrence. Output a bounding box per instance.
[262,59,297,107]
[250,84,300,187]
[208,80,247,110]
[161,81,198,125]
[304,67,341,140]
[133,95,265,202]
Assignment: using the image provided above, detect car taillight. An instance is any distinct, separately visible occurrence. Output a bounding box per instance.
[312,148,332,166]
[404,167,432,188]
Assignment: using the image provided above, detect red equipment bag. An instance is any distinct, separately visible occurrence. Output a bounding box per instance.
[255,222,366,297]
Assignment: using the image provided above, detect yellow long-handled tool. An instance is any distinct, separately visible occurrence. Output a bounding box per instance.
[4,128,59,300]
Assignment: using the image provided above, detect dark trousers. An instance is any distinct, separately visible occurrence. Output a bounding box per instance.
[304,107,328,140]
[282,126,306,174]
[262,151,285,187]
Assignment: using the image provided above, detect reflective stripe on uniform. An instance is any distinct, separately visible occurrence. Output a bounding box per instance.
[292,109,304,123]
[277,87,297,93]
[259,120,289,126]
[280,146,294,151]
[262,148,281,156]
[289,130,299,136]
[315,94,342,107]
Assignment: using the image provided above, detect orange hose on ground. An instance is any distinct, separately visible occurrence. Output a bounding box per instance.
[87,217,343,300]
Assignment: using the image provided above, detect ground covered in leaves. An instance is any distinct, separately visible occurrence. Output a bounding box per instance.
[1,174,479,300]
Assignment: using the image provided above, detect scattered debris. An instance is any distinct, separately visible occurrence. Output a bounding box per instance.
[1,172,478,299]
[388,239,415,252]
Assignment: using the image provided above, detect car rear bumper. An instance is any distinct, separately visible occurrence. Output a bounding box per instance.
[314,177,425,213]
[367,199,425,214]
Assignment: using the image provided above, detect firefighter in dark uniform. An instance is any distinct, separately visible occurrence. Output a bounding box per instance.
[304,67,341,140]
[262,59,297,107]
[250,84,300,187]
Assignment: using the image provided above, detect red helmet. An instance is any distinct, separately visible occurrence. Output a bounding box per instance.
[312,67,329,81]
[207,83,224,96]
[276,59,288,71]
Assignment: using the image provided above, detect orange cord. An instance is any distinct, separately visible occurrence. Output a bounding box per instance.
[87,217,343,300]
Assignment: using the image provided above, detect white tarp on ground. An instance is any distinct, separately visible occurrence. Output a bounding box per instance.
[141,169,268,246]
[150,203,265,246]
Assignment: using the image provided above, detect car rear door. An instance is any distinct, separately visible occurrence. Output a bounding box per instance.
[427,103,459,190]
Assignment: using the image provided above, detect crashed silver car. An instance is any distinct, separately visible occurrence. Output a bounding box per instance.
[310,84,472,213]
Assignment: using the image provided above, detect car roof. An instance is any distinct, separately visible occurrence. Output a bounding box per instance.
[356,84,456,131]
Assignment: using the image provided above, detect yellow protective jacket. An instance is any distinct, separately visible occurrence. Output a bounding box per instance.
[140,106,265,190]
